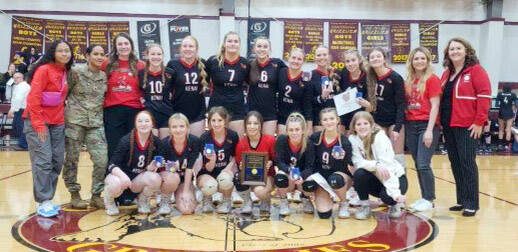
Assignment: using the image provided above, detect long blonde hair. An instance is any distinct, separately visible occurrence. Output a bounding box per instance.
[181,36,209,93]
[285,112,308,154]
[142,44,165,90]
[405,47,433,97]
[349,111,381,160]
[365,47,390,111]
[315,45,340,92]
[315,108,343,147]
[288,47,306,87]
[168,113,190,135]
[216,31,240,68]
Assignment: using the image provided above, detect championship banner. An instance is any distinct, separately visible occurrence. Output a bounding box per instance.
[137,20,161,59]
[168,18,190,60]
[360,23,390,58]
[108,22,130,52]
[247,19,270,58]
[44,19,66,51]
[419,23,439,63]
[283,21,304,60]
[328,22,358,69]
[10,16,44,64]
[87,22,109,52]
[390,23,410,64]
[66,21,88,63]
[302,21,324,62]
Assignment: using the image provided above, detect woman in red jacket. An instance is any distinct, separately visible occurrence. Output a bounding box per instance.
[23,39,74,217]
[440,37,491,217]
[102,32,145,159]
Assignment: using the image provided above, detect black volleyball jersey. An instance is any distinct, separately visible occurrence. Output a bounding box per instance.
[275,134,315,179]
[311,69,341,122]
[160,134,201,177]
[372,69,405,132]
[206,56,249,109]
[138,68,174,116]
[200,129,239,174]
[166,59,208,122]
[497,91,517,114]
[277,68,313,121]
[108,131,162,179]
[248,58,286,115]
[309,131,352,178]
[339,69,368,100]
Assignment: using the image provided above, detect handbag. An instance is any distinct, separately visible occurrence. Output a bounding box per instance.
[41,71,66,106]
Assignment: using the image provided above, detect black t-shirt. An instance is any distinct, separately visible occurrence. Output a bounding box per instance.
[275,134,315,179]
[138,68,174,116]
[441,71,463,127]
[309,131,352,179]
[199,129,239,175]
[108,132,162,179]
[166,59,208,122]
[160,134,201,178]
[277,68,313,121]
[248,58,286,119]
[310,69,341,123]
[372,69,405,132]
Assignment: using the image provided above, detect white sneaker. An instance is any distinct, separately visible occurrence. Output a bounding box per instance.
[354,205,371,220]
[232,190,244,204]
[238,190,252,213]
[202,196,215,213]
[286,192,293,202]
[157,193,172,215]
[195,186,203,203]
[292,190,302,203]
[104,196,119,216]
[279,198,290,216]
[259,199,271,213]
[216,197,231,214]
[411,199,434,212]
[346,188,360,206]
[212,192,223,205]
[155,192,161,205]
[250,192,259,203]
[388,203,403,218]
[301,198,314,214]
[170,194,175,204]
[511,127,518,135]
[338,201,351,218]
[137,194,151,214]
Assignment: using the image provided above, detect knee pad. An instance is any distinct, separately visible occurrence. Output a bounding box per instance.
[274,173,289,188]
[200,179,218,196]
[302,180,318,192]
[216,172,234,190]
[328,173,345,189]
[233,173,250,192]
[318,210,333,219]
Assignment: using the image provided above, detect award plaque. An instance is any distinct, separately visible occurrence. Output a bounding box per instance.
[240,151,268,186]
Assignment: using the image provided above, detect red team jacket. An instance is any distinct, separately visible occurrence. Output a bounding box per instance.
[440,64,491,127]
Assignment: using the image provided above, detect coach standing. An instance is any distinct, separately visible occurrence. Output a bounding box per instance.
[440,37,491,217]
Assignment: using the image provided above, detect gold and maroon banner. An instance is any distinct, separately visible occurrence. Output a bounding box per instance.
[419,23,439,63]
[10,16,44,64]
[44,19,66,51]
[360,23,390,58]
[283,21,304,60]
[87,22,110,53]
[108,22,130,52]
[328,22,358,69]
[66,21,88,63]
[302,21,324,62]
[390,23,410,64]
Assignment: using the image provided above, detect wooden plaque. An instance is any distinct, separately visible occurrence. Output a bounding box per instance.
[240,151,268,186]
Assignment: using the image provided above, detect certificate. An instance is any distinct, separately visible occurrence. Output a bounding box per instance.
[333,87,362,116]
[240,151,268,186]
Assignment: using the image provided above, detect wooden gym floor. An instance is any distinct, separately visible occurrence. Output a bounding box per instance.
[0,151,517,251]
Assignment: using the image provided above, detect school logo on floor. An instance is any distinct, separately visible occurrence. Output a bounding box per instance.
[12,205,437,251]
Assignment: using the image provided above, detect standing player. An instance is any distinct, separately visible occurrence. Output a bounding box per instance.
[166,36,209,137]
[198,107,239,213]
[366,47,406,168]
[310,45,341,132]
[160,113,202,215]
[248,37,286,135]
[277,48,313,135]
[206,31,249,137]
[307,108,353,219]
[103,111,163,215]
[274,112,315,215]
[496,84,517,151]
[138,44,174,138]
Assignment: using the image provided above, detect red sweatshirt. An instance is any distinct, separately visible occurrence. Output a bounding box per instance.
[101,59,145,108]
[235,133,276,176]
[23,61,67,132]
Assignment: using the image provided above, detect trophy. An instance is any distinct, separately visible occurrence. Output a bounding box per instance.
[239,151,268,186]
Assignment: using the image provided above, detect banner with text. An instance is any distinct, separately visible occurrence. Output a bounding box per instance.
[87,22,110,53]
[360,23,390,58]
[44,19,66,52]
[168,19,191,60]
[108,22,130,52]
[66,21,88,63]
[328,22,358,69]
[283,21,304,60]
[390,23,410,63]
[10,16,44,64]
[419,23,439,63]
[283,21,323,62]
[247,19,270,58]
[137,20,161,60]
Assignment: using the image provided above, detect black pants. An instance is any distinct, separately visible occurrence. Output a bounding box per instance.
[104,105,141,160]
[353,168,408,206]
[442,126,479,210]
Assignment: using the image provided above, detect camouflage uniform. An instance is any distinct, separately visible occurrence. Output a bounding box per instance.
[63,64,108,194]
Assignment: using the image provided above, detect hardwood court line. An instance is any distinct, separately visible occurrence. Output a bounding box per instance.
[224,213,230,252]
[0,169,30,182]
[408,168,518,206]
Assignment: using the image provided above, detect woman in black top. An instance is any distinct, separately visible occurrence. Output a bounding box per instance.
[366,47,406,168]
[496,84,517,150]
[103,110,163,216]
[206,31,249,137]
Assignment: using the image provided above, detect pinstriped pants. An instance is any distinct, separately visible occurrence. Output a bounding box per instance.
[442,126,479,210]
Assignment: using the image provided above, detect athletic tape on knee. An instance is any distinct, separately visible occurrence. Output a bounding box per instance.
[302,180,318,192]
[328,174,345,189]
[217,173,233,190]
[200,179,218,195]
[318,210,332,219]
[274,173,289,188]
